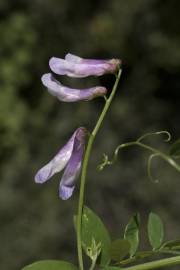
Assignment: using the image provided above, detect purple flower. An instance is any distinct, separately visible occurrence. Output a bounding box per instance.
[41,73,107,102]
[35,127,87,200]
[49,53,121,78]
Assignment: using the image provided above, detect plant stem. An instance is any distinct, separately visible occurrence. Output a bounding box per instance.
[124,256,180,270]
[76,69,122,270]
[89,259,97,270]
[117,249,180,266]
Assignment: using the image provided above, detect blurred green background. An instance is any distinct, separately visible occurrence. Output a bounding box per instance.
[0,0,180,269]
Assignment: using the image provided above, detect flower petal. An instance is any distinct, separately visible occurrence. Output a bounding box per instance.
[41,73,107,102]
[65,53,82,63]
[59,127,87,200]
[65,53,113,65]
[49,54,121,77]
[35,130,76,183]
[49,57,73,76]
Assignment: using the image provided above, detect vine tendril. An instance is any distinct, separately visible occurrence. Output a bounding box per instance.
[98,131,180,183]
[147,153,160,183]
[137,131,171,143]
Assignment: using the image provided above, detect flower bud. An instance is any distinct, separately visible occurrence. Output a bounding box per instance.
[49,53,121,78]
[41,73,107,102]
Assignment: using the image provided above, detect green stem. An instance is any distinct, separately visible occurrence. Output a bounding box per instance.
[118,249,180,266]
[124,256,180,270]
[89,259,97,270]
[76,69,122,270]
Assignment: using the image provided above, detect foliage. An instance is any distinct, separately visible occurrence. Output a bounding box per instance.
[124,213,140,257]
[80,206,111,266]
[22,260,78,270]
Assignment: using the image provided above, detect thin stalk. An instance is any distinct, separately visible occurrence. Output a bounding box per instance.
[89,259,97,270]
[76,69,122,270]
[117,249,180,266]
[124,256,180,270]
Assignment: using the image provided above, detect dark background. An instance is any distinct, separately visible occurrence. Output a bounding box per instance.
[0,0,180,269]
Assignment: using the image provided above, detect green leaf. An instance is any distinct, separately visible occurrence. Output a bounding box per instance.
[170,139,180,158]
[148,212,164,250]
[81,206,111,266]
[162,239,180,250]
[124,213,140,256]
[110,239,130,261]
[21,260,78,270]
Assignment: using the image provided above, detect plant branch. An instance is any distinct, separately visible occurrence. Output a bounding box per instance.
[124,255,180,270]
[76,69,122,270]
[117,249,180,266]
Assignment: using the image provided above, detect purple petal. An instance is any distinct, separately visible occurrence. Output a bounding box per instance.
[65,53,82,63]
[41,73,107,102]
[49,57,73,76]
[35,130,76,183]
[65,53,112,65]
[59,127,87,200]
[49,54,121,77]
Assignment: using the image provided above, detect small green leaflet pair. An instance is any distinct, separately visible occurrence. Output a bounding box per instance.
[21,208,180,270]
[110,213,140,263]
[78,209,180,268]
[107,212,180,269]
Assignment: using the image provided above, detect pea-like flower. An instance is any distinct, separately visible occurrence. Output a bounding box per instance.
[49,53,121,78]
[35,127,87,200]
[41,73,107,102]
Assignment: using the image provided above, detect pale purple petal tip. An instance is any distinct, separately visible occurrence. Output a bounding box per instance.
[49,57,71,76]
[35,163,53,183]
[41,73,59,97]
[41,73,53,86]
[59,185,75,200]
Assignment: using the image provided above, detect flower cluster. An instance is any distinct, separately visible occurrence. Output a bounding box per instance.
[35,53,120,199]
